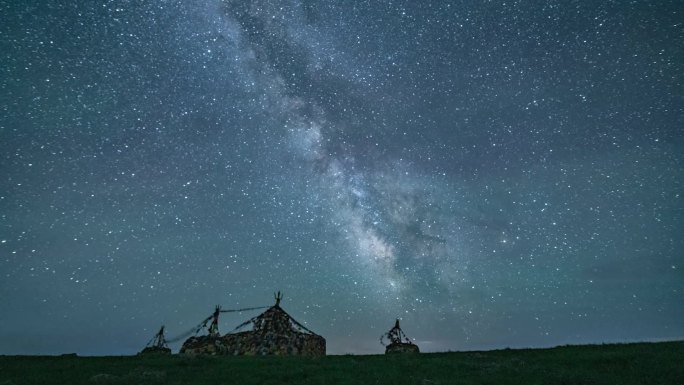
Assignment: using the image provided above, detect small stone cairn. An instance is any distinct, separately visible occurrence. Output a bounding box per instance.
[381,319,420,354]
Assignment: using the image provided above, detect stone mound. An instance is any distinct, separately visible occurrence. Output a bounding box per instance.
[180,304,325,356]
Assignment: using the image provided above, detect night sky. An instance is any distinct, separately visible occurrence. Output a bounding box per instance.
[1,1,683,356]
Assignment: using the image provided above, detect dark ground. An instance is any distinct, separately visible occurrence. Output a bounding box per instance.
[0,341,682,384]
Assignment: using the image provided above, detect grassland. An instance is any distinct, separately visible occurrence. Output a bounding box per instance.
[0,341,682,384]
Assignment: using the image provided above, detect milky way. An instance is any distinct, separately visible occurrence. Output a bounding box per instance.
[1,1,682,355]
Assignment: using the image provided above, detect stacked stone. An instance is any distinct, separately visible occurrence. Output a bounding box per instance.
[380,319,420,354]
[138,346,172,355]
[385,342,420,354]
[180,305,325,356]
[139,326,172,355]
[178,335,223,355]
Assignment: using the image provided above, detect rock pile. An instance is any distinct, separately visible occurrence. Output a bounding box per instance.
[180,329,324,356]
[385,342,420,354]
[138,326,171,355]
[180,294,325,356]
[138,346,171,355]
[381,319,420,354]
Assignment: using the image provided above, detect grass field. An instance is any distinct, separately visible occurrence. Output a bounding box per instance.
[0,341,682,384]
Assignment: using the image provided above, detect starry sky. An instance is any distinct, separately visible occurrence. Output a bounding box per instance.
[1,1,683,356]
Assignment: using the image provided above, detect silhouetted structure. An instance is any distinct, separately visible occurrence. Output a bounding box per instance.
[381,319,419,354]
[139,325,171,355]
[180,292,325,356]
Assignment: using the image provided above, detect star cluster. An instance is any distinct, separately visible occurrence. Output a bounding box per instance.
[1,1,682,355]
